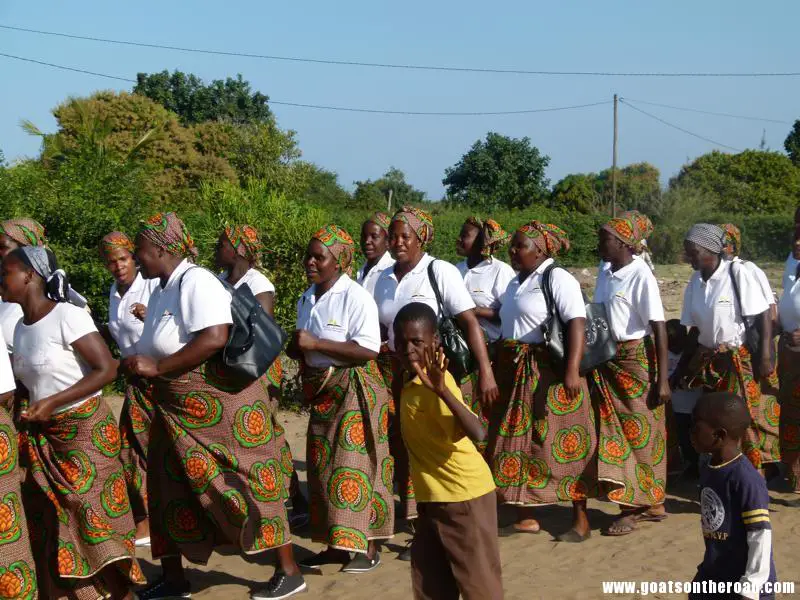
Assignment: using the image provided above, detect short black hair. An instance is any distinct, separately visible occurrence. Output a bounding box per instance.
[694,392,752,440]
[393,302,438,336]
[666,319,686,342]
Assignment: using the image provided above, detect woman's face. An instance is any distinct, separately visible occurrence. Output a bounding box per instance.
[389,221,423,264]
[598,228,626,263]
[361,222,388,262]
[0,254,31,304]
[683,240,714,271]
[215,234,238,270]
[104,247,137,286]
[304,239,339,285]
[456,223,480,258]
[508,232,542,272]
[0,234,20,260]
[134,235,163,280]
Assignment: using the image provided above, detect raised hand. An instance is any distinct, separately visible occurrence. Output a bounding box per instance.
[412,345,449,395]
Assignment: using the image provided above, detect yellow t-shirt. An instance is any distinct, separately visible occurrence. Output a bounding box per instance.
[399,370,496,503]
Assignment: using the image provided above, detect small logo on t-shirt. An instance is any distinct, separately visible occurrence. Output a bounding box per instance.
[701,487,726,532]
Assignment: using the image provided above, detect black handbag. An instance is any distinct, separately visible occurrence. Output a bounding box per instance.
[427,261,474,381]
[180,268,287,380]
[540,263,617,375]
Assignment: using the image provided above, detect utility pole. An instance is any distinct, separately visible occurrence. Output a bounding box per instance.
[387,188,393,213]
[612,93,618,217]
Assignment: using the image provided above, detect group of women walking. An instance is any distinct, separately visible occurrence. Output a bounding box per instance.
[0,202,798,599]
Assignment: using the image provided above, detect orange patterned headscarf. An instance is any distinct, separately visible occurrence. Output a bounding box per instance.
[602,216,643,253]
[138,212,198,258]
[365,211,391,233]
[1,218,46,247]
[518,221,570,257]
[391,206,435,248]
[619,210,654,241]
[99,231,134,260]
[465,217,510,258]
[312,224,356,275]
[720,223,742,257]
[224,224,263,265]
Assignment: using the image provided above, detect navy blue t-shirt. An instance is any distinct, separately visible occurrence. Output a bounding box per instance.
[693,454,777,600]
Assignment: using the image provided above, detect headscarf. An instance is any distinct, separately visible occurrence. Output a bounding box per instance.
[518,221,571,258]
[1,218,46,247]
[465,217,510,258]
[619,210,654,241]
[99,231,134,260]
[17,246,70,303]
[685,223,725,255]
[601,215,644,253]
[138,212,198,258]
[365,212,391,233]
[720,223,742,258]
[312,224,355,276]
[391,206,435,248]
[224,224,263,266]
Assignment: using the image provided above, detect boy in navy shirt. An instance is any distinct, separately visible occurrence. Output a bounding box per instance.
[690,392,777,600]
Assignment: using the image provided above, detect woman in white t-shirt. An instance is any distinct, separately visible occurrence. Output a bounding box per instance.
[778,229,800,497]
[289,224,393,574]
[672,223,779,473]
[356,212,396,298]
[124,212,305,600]
[592,215,670,536]
[373,206,498,553]
[491,221,596,542]
[0,329,38,595]
[100,231,159,546]
[214,224,310,527]
[2,246,142,598]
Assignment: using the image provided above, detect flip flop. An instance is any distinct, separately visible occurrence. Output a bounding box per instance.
[499,524,540,537]
[604,515,638,536]
[556,529,591,543]
[634,510,668,523]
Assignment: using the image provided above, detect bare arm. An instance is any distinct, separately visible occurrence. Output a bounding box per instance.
[756,311,772,380]
[670,327,700,388]
[294,330,378,365]
[456,309,499,404]
[22,332,118,422]
[650,321,671,406]
[123,325,230,379]
[254,292,275,317]
[473,306,501,323]
[563,317,586,399]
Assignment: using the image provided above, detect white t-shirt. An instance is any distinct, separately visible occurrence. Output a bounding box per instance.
[499,258,586,344]
[13,303,99,412]
[594,256,665,341]
[108,272,159,358]
[374,254,476,351]
[733,258,774,306]
[356,252,396,298]
[456,258,516,342]
[0,331,14,394]
[779,273,800,333]
[783,252,799,294]
[218,268,276,296]
[667,350,702,414]
[138,260,233,361]
[680,259,769,349]
[296,274,381,368]
[0,302,22,352]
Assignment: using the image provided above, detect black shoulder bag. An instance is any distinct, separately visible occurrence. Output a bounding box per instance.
[728,261,770,372]
[427,260,473,381]
[540,263,617,375]
[180,267,287,381]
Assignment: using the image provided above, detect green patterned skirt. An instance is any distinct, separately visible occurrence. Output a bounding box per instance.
[687,345,781,469]
[488,341,598,506]
[146,360,294,565]
[591,337,667,507]
[779,337,800,492]
[302,360,394,553]
[119,376,153,523]
[19,396,144,599]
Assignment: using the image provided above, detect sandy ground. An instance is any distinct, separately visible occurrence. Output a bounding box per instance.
[110,263,799,599]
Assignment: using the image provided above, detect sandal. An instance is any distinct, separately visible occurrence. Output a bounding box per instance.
[634,509,668,523]
[556,529,591,543]
[604,514,638,536]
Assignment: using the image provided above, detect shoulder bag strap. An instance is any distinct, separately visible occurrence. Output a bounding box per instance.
[426,260,447,319]
[728,261,751,334]
[541,263,563,324]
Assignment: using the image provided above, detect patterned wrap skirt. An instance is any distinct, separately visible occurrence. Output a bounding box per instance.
[118,376,153,523]
[19,396,144,599]
[488,341,598,506]
[302,360,394,553]
[687,345,781,469]
[0,405,37,600]
[262,358,300,500]
[385,355,417,521]
[778,337,800,492]
[146,360,293,565]
[591,337,667,507]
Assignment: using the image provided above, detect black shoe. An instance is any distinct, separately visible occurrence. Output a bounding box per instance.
[135,578,191,600]
[341,552,381,574]
[251,572,307,599]
[298,550,349,571]
[288,510,310,530]
[398,541,412,562]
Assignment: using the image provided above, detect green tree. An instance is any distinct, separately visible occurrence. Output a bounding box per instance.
[549,173,600,213]
[785,120,800,166]
[669,150,800,214]
[442,133,550,209]
[134,70,272,125]
[596,162,662,216]
[353,167,425,210]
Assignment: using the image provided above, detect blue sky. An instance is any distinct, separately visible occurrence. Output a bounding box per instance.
[1,1,798,198]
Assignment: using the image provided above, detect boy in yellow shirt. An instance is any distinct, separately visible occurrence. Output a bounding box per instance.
[393,302,503,600]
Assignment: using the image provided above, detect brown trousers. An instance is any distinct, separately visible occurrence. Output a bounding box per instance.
[411,491,504,600]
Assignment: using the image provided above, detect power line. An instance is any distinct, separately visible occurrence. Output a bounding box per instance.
[0,51,610,116]
[622,97,791,125]
[620,99,741,152]
[3,23,800,78]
